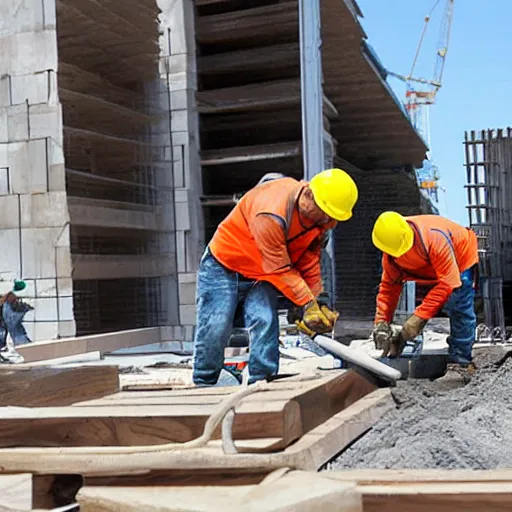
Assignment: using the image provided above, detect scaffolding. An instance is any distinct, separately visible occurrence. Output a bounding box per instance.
[464,129,512,334]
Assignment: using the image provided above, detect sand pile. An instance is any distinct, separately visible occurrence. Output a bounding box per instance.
[328,351,512,470]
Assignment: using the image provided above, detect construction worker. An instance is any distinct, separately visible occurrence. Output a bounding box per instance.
[192,169,358,386]
[0,279,32,363]
[371,211,479,377]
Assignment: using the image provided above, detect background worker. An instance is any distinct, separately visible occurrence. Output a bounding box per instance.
[371,211,479,378]
[192,169,358,386]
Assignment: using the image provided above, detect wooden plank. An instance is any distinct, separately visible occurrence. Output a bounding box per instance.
[197,43,299,75]
[197,79,300,114]
[0,366,118,407]
[196,2,298,44]
[283,388,394,470]
[17,327,162,363]
[0,396,300,448]
[361,483,512,512]
[327,469,512,484]
[201,142,301,166]
[0,388,392,476]
[77,471,361,512]
[0,474,33,510]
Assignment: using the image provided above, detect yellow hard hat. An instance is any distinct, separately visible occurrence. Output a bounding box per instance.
[372,211,414,258]
[309,168,358,221]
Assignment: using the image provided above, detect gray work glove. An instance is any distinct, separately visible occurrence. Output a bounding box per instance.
[372,321,393,353]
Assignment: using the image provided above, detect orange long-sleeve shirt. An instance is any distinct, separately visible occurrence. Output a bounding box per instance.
[375,215,479,322]
[209,177,336,306]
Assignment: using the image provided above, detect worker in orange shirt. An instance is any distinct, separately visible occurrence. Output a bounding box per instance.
[192,169,358,386]
[371,211,479,378]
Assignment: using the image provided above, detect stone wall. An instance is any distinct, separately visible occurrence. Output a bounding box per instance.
[0,0,74,341]
[158,0,203,343]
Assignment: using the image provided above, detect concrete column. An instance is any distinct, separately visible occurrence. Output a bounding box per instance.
[158,0,202,344]
[299,0,336,305]
[0,0,74,341]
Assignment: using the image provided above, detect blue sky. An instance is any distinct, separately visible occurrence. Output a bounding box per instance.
[357,0,512,225]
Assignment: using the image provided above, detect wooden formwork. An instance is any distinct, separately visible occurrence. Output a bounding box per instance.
[0,360,394,509]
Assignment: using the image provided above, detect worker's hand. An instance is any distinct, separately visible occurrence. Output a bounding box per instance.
[371,321,393,352]
[387,330,407,358]
[320,305,339,326]
[401,314,427,342]
[297,300,333,337]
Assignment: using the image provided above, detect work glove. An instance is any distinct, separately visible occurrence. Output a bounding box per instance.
[296,300,334,337]
[386,315,427,358]
[371,321,393,352]
[401,314,427,342]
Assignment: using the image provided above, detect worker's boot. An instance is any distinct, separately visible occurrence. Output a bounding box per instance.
[0,346,24,364]
[435,361,476,389]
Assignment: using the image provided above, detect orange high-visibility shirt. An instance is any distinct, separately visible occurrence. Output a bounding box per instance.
[375,215,479,322]
[209,177,336,306]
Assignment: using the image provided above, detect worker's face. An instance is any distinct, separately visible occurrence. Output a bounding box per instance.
[300,187,332,225]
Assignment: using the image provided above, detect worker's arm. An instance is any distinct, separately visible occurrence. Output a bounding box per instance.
[375,256,403,324]
[415,232,461,320]
[294,226,335,297]
[249,213,315,306]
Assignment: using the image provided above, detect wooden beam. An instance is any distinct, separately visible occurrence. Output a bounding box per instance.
[0,387,393,475]
[201,142,301,166]
[0,366,119,407]
[77,471,361,512]
[197,79,300,114]
[196,2,298,45]
[72,254,175,280]
[0,399,300,449]
[198,43,299,75]
[360,483,512,512]
[17,327,162,363]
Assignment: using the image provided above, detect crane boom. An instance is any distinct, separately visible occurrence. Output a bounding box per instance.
[387,0,455,204]
[432,0,454,93]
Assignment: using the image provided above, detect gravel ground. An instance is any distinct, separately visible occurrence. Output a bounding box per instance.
[327,346,512,470]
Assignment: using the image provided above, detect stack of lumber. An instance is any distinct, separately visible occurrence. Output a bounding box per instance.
[0,358,395,509]
[0,356,507,511]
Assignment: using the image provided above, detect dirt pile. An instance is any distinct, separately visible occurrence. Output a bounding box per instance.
[328,350,512,470]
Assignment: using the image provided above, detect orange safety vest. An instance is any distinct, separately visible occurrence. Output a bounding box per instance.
[209,177,336,306]
[375,215,479,322]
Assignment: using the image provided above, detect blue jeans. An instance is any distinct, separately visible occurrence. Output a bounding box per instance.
[0,301,32,349]
[442,267,476,365]
[192,248,279,386]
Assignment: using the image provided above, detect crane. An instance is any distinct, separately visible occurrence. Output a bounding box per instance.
[388,0,455,203]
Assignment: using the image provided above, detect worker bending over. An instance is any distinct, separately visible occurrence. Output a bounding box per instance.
[193,169,358,386]
[371,212,479,376]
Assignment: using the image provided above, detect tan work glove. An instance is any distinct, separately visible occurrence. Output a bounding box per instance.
[387,315,427,358]
[401,314,427,342]
[371,321,393,352]
[320,304,339,326]
[296,300,333,337]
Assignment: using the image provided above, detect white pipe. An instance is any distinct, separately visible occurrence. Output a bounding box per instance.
[314,335,402,382]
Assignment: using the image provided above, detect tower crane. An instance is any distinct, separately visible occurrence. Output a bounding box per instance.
[388,0,455,203]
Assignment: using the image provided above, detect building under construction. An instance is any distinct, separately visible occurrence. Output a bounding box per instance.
[0,0,431,344]
[464,128,512,336]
